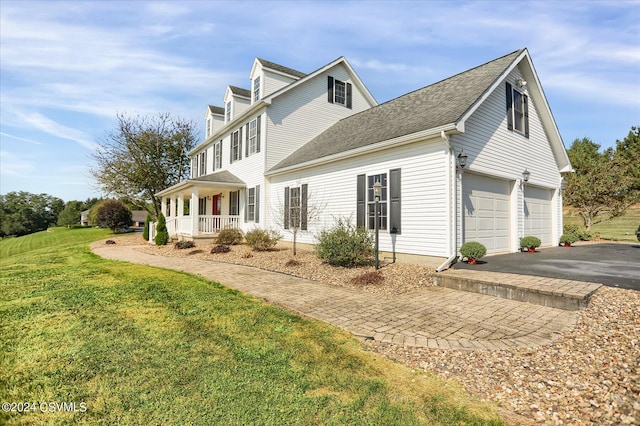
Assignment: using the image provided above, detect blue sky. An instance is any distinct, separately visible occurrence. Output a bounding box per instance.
[1,0,639,202]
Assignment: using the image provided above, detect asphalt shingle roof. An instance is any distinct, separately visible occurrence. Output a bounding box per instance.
[208,105,225,115]
[270,49,523,172]
[229,86,251,98]
[257,58,306,78]
[192,170,245,185]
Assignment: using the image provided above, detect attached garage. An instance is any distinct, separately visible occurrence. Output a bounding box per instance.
[462,174,512,254]
[524,186,553,247]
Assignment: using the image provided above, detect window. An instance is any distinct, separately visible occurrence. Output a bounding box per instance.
[230,129,242,163]
[165,199,171,217]
[327,76,352,108]
[199,152,206,176]
[198,197,207,215]
[253,76,260,102]
[284,185,308,230]
[367,174,387,231]
[214,140,222,170]
[246,116,260,156]
[225,101,231,122]
[245,186,260,222]
[206,118,211,137]
[357,170,401,233]
[506,82,529,137]
[229,190,239,216]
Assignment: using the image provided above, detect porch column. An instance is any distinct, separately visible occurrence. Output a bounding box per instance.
[170,196,176,218]
[177,194,184,217]
[191,188,199,236]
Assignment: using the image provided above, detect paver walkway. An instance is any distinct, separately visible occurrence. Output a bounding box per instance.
[93,245,579,351]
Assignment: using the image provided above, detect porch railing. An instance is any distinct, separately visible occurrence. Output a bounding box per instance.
[199,215,240,233]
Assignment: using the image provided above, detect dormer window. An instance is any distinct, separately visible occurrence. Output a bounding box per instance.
[253,76,260,102]
[327,76,352,109]
[506,82,529,137]
[225,102,231,122]
[206,118,211,137]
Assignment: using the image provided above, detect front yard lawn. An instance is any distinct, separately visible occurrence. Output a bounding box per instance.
[0,229,501,425]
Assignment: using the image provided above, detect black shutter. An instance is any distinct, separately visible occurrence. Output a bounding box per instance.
[523,94,529,138]
[255,185,260,223]
[284,187,290,230]
[506,82,513,131]
[346,83,352,109]
[389,168,401,234]
[238,127,243,160]
[356,174,366,228]
[256,115,261,153]
[327,76,334,103]
[301,184,308,231]
[245,123,249,157]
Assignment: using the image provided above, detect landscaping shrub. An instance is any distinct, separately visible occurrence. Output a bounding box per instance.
[211,244,231,254]
[563,224,593,241]
[351,270,384,286]
[460,241,486,260]
[520,236,541,249]
[174,240,195,249]
[245,228,281,251]
[315,217,373,267]
[142,213,152,241]
[216,226,244,245]
[155,213,169,246]
[559,233,578,245]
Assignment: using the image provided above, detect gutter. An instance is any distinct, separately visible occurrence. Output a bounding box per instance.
[436,130,459,272]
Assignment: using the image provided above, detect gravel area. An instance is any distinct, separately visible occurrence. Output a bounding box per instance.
[102,235,640,425]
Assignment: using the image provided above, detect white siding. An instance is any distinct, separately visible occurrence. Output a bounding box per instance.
[265,63,374,170]
[268,139,451,258]
[263,69,299,98]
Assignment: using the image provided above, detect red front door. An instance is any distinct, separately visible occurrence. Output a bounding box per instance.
[212,194,221,215]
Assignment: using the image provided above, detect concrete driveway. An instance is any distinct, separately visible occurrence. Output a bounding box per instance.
[452,243,640,291]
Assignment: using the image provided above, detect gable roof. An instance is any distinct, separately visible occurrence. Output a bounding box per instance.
[156,170,245,197]
[257,58,306,78]
[228,86,251,98]
[269,50,524,173]
[208,105,225,115]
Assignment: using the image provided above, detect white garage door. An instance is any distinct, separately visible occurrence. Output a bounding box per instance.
[463,174,511,254]
[524,186,552,247]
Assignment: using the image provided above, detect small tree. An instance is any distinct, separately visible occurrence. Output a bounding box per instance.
[57,200,85,227]
[95,200,132,233]
[155,213,169,246]
[315,217,374,267]
[275,184,324,255]
[142,213,152,240]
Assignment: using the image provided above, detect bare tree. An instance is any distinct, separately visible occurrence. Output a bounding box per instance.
[274,183,325,255]
[91,113,198,217]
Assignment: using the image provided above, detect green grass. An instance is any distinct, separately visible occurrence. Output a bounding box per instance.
[0,228,502,425]
[0,227,112,258]
[564,204,640,242]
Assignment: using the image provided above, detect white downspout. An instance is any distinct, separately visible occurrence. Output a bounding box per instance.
[436,131,458,272]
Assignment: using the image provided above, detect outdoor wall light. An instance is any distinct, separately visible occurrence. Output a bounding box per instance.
[522,169,530,183]
[516,78,527,88]
[457,150,468,169]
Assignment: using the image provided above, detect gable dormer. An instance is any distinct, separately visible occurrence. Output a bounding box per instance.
[223,86,251,124]
[249,58,306,104]
[205,105,225,139]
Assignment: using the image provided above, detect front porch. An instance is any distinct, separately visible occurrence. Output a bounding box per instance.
[152,170,246,241]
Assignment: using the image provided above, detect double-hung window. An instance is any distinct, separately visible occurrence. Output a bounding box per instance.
[253,76,260,102]
[198,197,207,215]
[225,101,231,122]
[229,190,239,216]
[230,129,242,163]
[506,82,529,137]
[245,186,260,222]
[283,184,308,230]
[356,169,401,233]
[214,140,222,170]
[199,152,206,176]
[327,76,352,108]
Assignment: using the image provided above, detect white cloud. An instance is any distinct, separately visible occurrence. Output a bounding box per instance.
[0,132,42,145]
[17,112,99,150]
[0,150,35,177]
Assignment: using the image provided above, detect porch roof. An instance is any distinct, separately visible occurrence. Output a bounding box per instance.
[156,170,246,197]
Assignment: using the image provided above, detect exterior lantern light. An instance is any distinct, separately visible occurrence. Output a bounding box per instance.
[561,177,568,191]
[522,169,530,183]
[457,150,468,169]
[373,180,382,270]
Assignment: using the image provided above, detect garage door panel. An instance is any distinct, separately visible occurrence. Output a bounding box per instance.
[463,174,512,254]
[524,186,552,247]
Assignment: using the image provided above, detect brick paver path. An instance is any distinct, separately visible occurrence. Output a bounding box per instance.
[93,245,578,350]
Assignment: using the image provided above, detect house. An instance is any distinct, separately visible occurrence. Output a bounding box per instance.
[131,210,148,228]
[154,49,571,269]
